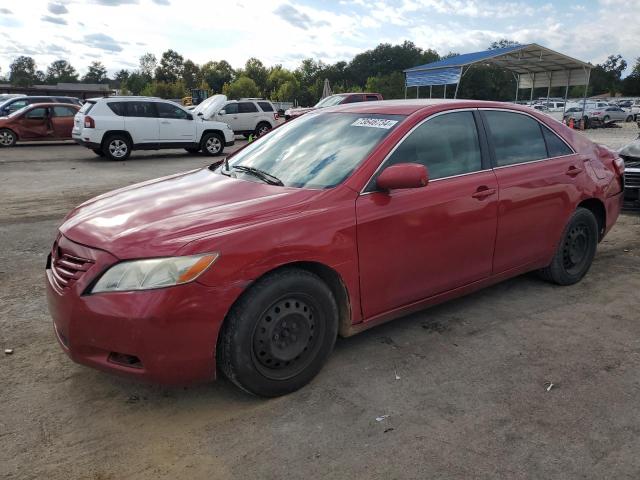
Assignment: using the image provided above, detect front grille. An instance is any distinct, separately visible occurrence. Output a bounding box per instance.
[625,170,640,189]
[50,239,94,289]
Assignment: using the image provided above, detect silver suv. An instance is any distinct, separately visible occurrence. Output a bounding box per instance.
[192,95,278,137]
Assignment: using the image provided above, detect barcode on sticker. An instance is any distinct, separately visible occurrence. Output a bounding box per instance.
[351,118,398,129]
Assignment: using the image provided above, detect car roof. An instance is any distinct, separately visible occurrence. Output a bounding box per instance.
[23,102,80,108]
[323,99,542,116]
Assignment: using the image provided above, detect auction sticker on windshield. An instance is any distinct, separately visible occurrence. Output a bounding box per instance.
[351,118,398,129]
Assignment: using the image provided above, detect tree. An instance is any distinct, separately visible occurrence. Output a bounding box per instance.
[155,49,184,83]
[201,60,235,93]
[365,72,405,99]
[267,66,297,97]
[222,76,259,99]
[244,57,268,96]
[621,57,640,96]
[139,53,157,80]
[82,61,107,83]
[113,69,130,89]
[274,79,300,102]
[46,60,78,84]
[489,39,521,50]
[125,72,148,95]
[182,59,200,89]
[9,56,38,86]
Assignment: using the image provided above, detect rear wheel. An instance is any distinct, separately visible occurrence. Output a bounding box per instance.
[603,115,610,123]
[201,132,224,156]
[0,129,17,147]
[217,269,339,397]
[103,134,131,161]
[626,115,634,123]
[255,122,272,137]
[538,207,598,285]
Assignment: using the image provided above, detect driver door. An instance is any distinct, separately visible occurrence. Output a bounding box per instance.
[355,110,498,319]
[216,103,240,132]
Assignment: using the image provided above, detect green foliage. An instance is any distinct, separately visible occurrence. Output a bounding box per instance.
[82,61,108,83]
[182,59,201,89]
[274,79,300,102]
[46,59,78,84]
[244,57,268,96]
[365,72,405,99]
[223,76,260,99]
[125,72,148,95]
[9,56,38,86]
[155,49,184,83]
[201,60,235,93]
[140,80,187,99]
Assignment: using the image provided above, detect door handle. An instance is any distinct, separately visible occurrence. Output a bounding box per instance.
[161,121,170,125]
[471,186,496,199]
[566,166,583,176]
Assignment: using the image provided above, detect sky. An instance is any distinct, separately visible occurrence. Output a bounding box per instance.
[0,0,638,78]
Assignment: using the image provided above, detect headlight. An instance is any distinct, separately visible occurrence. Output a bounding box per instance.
[91,253,219,293]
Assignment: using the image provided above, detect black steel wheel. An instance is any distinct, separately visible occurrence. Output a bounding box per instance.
[538,207,598,285]
[217,268,338,397]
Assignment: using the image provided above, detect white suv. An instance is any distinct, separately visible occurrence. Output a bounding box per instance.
[72,96,235,160]
[192,95,278,137]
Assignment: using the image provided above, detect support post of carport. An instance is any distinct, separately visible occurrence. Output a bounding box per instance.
[563,70,571,116]
[404,84,407,99]
[444,84,447,99]
[417,86,419,99]
[530,72,536,103]
[580,67,591,120]
[453,66,463,99]
[546,71,552,107]
[429,85,432,98]
[514,73,520,102]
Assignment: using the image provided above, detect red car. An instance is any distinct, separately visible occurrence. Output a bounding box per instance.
[46,100,624,396]
[0,103,80,147]
[284,92,383,120]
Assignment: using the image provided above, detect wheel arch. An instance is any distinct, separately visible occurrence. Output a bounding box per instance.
[578,198,606,241]
[200,129,225,142]
[101,130,133,148]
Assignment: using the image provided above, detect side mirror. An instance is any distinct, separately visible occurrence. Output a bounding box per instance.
[218,110,226,115]
[197,112,204,117]
[376,163,429,191]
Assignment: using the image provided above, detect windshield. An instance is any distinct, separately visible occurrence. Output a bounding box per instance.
[314,95,346,108]
[221,112,404,189]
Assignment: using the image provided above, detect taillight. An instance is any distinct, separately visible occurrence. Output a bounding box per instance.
[274,112,279,120]
[84,116,95,128]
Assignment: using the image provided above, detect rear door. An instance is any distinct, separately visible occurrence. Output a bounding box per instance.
[51,105,77,138]
[17,106,53,139]
[124,101,158,144]
[481,109,582,273]
[356,110,499,319]
[156,102,195,143]
[237,101,260,131]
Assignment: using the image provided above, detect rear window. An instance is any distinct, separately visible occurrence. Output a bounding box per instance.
[483,111,547,166]
[542,125,573,157]
[79,101,95,114]
[238,102,258,113]
[106,102,126,116]
[257,101,274,112]
[365,95,380,101]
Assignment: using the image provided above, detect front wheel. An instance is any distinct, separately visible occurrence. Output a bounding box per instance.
[0,128,17,147]
[217,269,339,397]
[538,207,598,285]
[201,132,224,156]
[255,122,272,137]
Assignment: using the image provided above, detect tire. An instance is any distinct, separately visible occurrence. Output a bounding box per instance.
[184,147,200,154]
[0,128,17,147]
[255,122,272,137]
[626,115,634,123]
[201,132,224,156]
[603,115,610,123]
[217,268,339,397]
[92,148,105,157]
[103,134,131,161]
[538,207,598,285]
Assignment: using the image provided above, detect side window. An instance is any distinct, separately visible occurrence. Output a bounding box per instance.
[156,102,189,119]
[52,106,76,117]
[257,101,274,112]
[8,100,28,112]
[106,102,126,116]
[483,111,547,166]
[366,95,379,101]
[541,125,573,157]
[343,95,364,104]
[25,107,48,119]
[125,101,156,118]
[238,102,258,113]
[383,111,482,181]
[223,103,238,114]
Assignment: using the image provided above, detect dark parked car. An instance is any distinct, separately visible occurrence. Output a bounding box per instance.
[46,100,624,396]
[0,96,81,117]
[0,103,80,147]
[284,93,383,120]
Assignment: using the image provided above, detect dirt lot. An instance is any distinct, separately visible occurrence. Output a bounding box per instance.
[1,126,640,479]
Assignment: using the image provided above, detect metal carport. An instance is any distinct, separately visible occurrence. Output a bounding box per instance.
[404,43,592,114]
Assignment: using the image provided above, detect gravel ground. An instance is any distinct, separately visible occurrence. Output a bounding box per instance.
[1,127,639,479]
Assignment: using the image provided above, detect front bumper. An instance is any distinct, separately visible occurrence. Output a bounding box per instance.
[46,234,233,385]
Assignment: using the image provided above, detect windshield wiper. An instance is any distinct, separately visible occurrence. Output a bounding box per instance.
[232,165,284,186]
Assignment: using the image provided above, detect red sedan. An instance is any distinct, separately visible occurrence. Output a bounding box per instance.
[46,100,624,396]
[0,103,80,147]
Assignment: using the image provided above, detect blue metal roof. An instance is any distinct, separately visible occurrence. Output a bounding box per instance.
[405,67,461,87]
[404,44,529,72]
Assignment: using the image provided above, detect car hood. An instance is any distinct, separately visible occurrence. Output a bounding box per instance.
[192,94,227,119]
[60,167,319,259]
[287,107,316,116]
[619,136,640,160]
